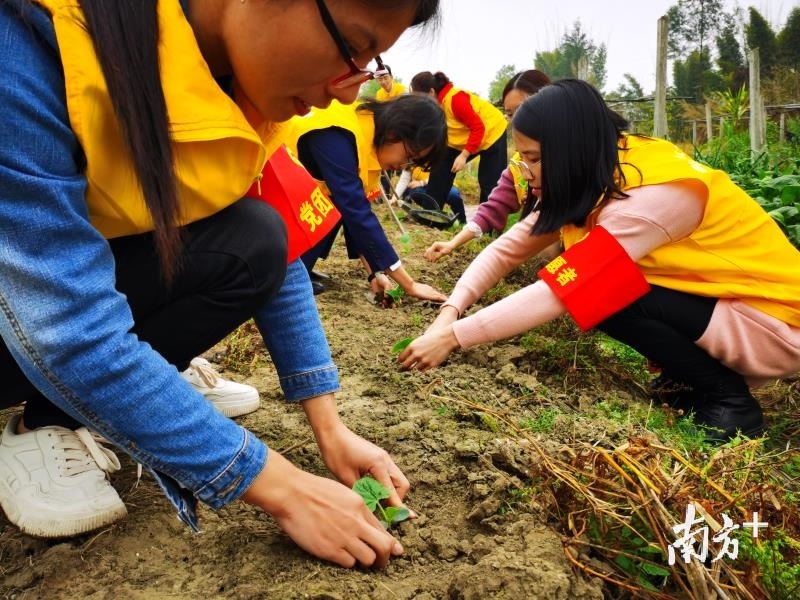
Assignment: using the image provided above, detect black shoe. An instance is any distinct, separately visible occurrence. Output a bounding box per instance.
[310,270,331,283]
[311,280,326,295]
[693,392,764,442]
[650,373,698,412]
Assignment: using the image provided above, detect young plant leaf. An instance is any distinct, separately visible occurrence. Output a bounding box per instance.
[352,476,411,529]
[392,337,414,354]
[385,286,404,302]
[353,476,390,512]
[385,506,410,525]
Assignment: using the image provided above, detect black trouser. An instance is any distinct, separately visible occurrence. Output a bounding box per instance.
[425,131,508,206]
[0,199,287,429]
[596,285,750,397]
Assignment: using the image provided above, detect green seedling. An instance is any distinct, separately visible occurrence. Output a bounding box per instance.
[352,476,410,529]
[391,336,414,354]
[385,286,404,303]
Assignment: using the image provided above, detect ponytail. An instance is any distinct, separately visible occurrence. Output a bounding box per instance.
[79,0,181,281]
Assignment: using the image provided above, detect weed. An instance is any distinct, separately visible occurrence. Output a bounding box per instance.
[738,529,800,600]
[217,320,264,375]
[519,408,559,433]
[498,486,535,515]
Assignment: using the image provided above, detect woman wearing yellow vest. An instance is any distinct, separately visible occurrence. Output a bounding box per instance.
[400,79,800,443]
[279,95,448,304]
[410,70,508,208]
[424,69,551,261]
[0,0,440,568]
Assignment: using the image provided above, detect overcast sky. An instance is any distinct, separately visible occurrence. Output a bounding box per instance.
[381,0,796,97]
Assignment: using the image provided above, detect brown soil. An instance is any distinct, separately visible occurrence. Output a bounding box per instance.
[1,204,792,599]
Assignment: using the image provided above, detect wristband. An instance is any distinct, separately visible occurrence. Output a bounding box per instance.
[367,271,384,283]
[537,226,650,331]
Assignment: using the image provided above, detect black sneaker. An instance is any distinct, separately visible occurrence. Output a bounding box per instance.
[311,280,325,295]
[310,270,331,283]
[693,392,765,442]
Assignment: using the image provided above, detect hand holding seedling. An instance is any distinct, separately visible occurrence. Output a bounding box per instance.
[303,394,410,509]
[353,476,411,529]
[240,451,402,568]
[398,324,460,371]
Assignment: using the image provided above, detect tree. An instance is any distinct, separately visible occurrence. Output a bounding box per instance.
[777,7,800,70]
[358,79,380,100]
[605,75,651,133]
[666,0,728,59]
[614,74,645,99]
[745,7,778,76]
[673,48,724,102]
[533,21,607,90]
[487,64,518,104]
[716,21,746,91]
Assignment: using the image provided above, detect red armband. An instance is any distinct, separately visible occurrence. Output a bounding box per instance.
[246,145,341,263]
[537,226,650,331]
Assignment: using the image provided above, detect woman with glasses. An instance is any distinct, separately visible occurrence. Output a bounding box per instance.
[400,79,800,443]
[423,70,551,262]
[276,95,448,305]
[0,0,440,568]
[409,70,508,211]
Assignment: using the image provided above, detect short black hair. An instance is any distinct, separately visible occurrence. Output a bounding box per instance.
[358,94,447,170]
[511,79,631,234]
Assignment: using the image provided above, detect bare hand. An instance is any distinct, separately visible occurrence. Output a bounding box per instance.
[241,451,402,569]
[316,424,411,510]
[451,153,468,173]
[404,281,447,303]
[398,326,460,371]
[371,273,398,309]
[424,241,455,262]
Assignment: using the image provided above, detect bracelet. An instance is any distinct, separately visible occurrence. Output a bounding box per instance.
[367,271,384,283]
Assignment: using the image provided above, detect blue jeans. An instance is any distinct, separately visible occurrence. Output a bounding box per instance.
[406,185,466,224]
[0,0,338,528]
[255,259,340,402]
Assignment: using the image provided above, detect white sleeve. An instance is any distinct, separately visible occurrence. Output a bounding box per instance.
[393,169,412,198]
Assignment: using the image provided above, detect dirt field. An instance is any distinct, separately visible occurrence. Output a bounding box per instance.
[1,202,795,599]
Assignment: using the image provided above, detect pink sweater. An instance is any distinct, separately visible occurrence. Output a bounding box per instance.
[446,183,800,386]
[470,167,521,234]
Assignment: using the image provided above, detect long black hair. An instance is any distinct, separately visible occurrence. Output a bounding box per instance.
[358,94,447,170]
[511,79,630,234]
[77,0,441,281]
[79,0,181,281]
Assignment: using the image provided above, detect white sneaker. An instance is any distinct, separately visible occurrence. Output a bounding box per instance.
[0,415,127,537]
[180,357,260,417]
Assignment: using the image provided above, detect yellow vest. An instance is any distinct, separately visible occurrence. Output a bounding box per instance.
[376,81,407,101]
[440,85,506,152]
[36,0,267,238]
[506,151,529,205]
[277,101,383,200]
[562,135,800,327]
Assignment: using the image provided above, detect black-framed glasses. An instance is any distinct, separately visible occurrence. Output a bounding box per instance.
[509,157,541,178]
[314,0,385,89]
